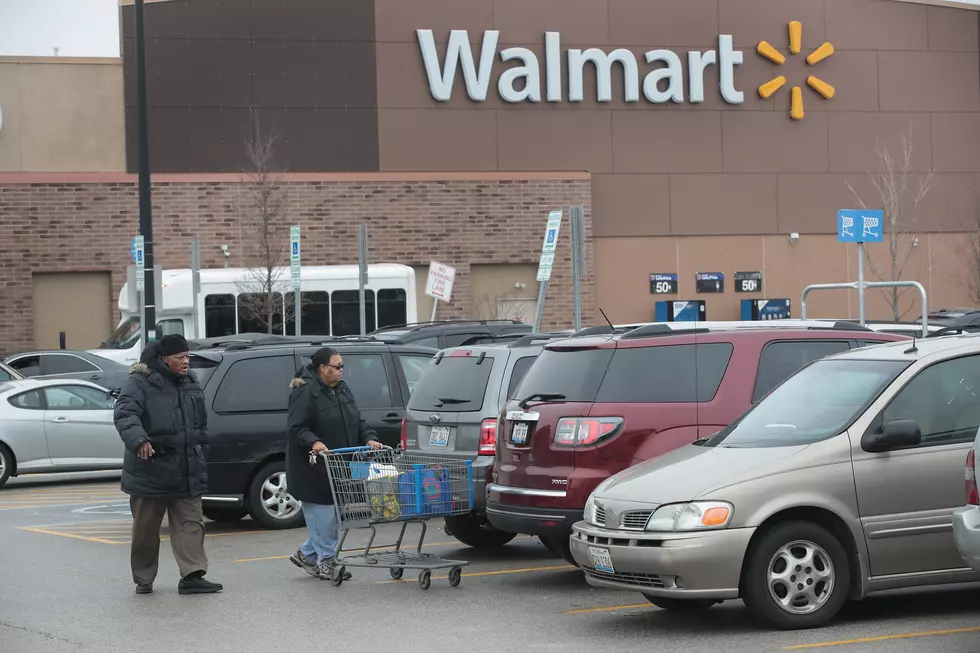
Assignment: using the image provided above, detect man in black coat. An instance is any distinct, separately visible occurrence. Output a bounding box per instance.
[286,346,382,579]
[113,334,222,596]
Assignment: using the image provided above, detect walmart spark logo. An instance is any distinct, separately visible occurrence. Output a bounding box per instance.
[757,21,834,120]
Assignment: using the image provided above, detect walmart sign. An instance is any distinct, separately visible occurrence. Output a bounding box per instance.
[416,29,745,106]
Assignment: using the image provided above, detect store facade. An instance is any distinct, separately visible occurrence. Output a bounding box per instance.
[2,0,980,352]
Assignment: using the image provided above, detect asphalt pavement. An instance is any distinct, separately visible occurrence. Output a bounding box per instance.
[2,473,980,652]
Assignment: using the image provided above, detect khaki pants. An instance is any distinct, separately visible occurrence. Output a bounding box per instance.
[129,496,208,585]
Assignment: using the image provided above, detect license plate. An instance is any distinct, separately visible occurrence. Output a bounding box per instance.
[511,422,529,444]
[588,546,615,574]
[429,426,450,446]
[506,410,539,422]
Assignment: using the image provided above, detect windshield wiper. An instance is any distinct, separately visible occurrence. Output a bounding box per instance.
[434,397,468,407]
[518,393,566,409]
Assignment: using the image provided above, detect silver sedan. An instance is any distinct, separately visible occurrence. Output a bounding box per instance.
[0,378,125,488]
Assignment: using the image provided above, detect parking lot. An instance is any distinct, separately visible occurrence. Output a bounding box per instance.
[0,473,977,652]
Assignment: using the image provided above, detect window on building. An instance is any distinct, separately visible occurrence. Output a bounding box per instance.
[332,290,376,336]
[378,289,407,329]
[285,291,331,336]
[204,294,236,338]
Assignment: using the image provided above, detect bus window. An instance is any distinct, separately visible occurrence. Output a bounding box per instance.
[238,292,284,334]
[204,294,236,337]
[332,290,376,336]
[157,319,185,337]
[285,291,330,336]
[378,288,407,329]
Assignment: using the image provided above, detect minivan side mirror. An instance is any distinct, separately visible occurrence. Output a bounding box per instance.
[862,419,922,452]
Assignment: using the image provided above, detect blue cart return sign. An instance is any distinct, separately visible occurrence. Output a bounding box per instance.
[838,209,884,243]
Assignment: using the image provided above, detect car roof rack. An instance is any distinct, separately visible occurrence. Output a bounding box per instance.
[370,319,527,334]
[507,333,570,347]
[569,325,639,338]
[619,325,713,339]
[217,335,381,351]
[806,321,872,331]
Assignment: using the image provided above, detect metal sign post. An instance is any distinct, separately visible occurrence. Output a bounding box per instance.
[358,222,369,335]
[190,238,201,338]
[837,208,884,325]
[801,280,929,336]
[534,210,563,332]
[570,205,585,332]
[290,225,301,336]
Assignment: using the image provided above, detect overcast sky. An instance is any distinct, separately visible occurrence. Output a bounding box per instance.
[0,0,119,57]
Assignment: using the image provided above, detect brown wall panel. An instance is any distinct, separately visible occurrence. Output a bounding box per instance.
[718,0,827,50]
[828,112,933,174]
[377,110,498,171]
[121,0,379,173]
[608,0,719,47]
[878,52,980,112]
[496,111,613,172]
[591,174,671,237]
[927,5,979,51]
[826,0,929,51]
[669,175,778,235]
[493,0,610,45]
[932,113,980,172]
[375,0,493,44]
[722,112,830,174]
[612,112,722,173]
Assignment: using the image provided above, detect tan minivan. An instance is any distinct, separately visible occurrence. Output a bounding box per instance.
[569,335,980,629]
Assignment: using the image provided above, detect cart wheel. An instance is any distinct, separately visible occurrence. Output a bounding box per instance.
[448,567,462,587]
[390,567,404,580]
[418,570,431,590]
[330,566,346,587]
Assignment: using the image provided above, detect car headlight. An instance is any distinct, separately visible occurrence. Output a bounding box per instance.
[645,501,734,532]
[584,494,596,526]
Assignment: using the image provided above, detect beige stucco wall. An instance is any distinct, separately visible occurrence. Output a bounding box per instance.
[0,57,125,172]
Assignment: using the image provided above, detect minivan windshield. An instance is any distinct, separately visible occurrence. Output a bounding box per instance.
[705,358,911,448]
[407,355,495,412]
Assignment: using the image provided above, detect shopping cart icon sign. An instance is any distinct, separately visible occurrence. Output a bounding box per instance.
[838,209,883,243]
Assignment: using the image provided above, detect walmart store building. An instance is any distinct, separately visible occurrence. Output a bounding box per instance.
[3,0,980,352]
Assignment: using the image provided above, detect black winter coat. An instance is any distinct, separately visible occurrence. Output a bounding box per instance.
[113,351,209,498]
[286,364,379,505]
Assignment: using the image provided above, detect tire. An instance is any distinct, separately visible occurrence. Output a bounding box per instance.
[246,460,305,530]
[203,507,247,523]
[644,596,719,612]
[540,534,578,567]
[741,521,851,630]
[444,514,517,549]
[0,444,12,489]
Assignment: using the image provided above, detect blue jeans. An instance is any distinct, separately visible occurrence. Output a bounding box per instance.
[298,502,339,566]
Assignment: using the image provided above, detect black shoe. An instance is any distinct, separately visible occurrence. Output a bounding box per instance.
[135,583,153,595]
[178,576,223,595]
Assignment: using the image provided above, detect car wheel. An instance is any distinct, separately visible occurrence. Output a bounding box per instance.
[444,514,517,549]
[0,444,12,489]
[540,534,578,567]
[741,521,851,630]
[203,507,247,523]
[247,460,305,530]
[643,596,719,611]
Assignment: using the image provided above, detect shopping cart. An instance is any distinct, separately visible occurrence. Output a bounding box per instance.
[313,446,475,590]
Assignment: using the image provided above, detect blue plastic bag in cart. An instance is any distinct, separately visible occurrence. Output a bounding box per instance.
[397,467,452,518]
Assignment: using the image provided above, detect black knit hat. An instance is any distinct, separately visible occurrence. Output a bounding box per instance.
[157,334,190,357]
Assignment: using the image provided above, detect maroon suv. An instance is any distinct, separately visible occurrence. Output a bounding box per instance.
[486,324,908,563]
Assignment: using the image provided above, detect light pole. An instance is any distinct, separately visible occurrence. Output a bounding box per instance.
[134,0,156,346]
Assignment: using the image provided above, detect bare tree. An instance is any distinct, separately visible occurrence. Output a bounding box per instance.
[235,109,297,334]
[959,197,980,306]
[472,290,537,324]
[845,124,937,321]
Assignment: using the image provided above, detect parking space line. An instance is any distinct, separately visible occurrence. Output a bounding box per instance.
[18,526,123,545]
[781,626,980,650]
[377,563,575,584]
[18,520,269,545]
[562,603,652,615]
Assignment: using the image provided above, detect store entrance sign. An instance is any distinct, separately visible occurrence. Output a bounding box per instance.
[417,29,744,106]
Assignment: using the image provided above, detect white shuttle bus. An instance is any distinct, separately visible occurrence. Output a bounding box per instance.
[90,263,418,365]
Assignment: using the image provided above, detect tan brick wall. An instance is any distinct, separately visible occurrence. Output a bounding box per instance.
[0,176,593,354]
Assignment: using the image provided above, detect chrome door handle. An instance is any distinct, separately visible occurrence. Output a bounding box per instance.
[51,416,70,423]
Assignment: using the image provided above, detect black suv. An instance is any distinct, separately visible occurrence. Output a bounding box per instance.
[189,336,438,529]
[370,319,533,349]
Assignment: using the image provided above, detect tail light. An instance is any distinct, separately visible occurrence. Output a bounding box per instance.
[554,417,624,447]
[400,418,407,450]
[479,418,497,455]
[967,449,978,505]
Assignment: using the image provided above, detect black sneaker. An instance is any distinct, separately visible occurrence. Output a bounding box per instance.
[135,583,153,595]
[178,576,223,595]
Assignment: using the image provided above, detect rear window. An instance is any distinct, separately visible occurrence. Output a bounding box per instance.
[514,343,734,404]
[595,343,734,403]
[513,348,614,403]
[407,355,495,412]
